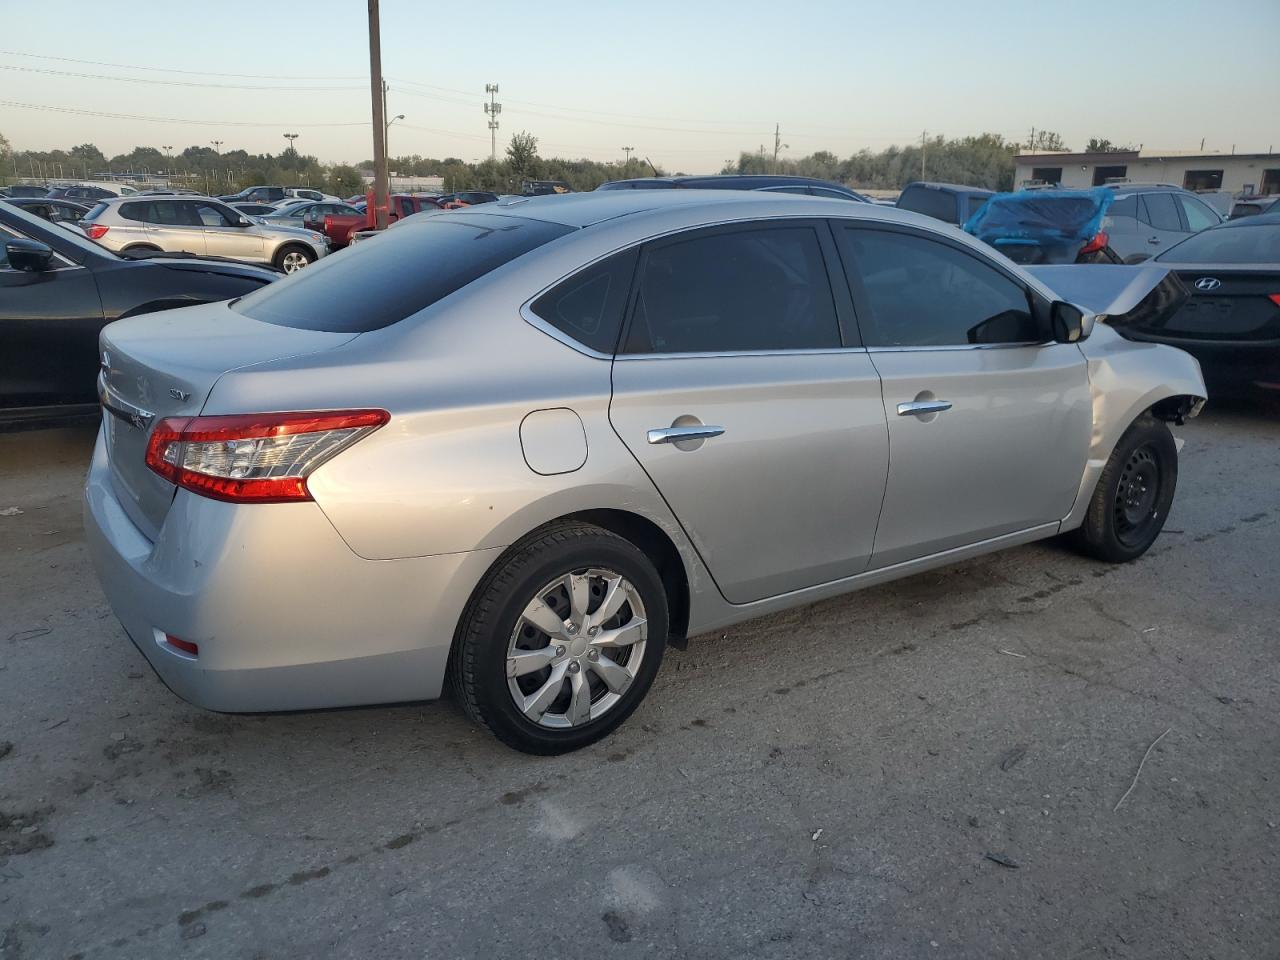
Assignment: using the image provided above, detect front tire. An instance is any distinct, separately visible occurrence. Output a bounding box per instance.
[1069,413,1178,563]
[450,522,669,755]
[274,244,316,273]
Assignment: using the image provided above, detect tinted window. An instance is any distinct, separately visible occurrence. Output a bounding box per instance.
[120,200,198,224]
[812,186,854,200]
[1156,222,1280,264]
[1108,195,1138,219]
[838,228,1039,347]
[235,214,574,332]
[1141,193,1182,231]
[762,185,812,195]
[624,225,840,354]
[1177,195,1219,232]
[897,186,957,224]
[195,202,232,227]
[967,195,990,218]
[531,248,638,354]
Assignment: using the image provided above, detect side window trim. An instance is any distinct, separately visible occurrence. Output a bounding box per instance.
[521,246,642,359]
[833,219,1048,351]
[617,218,852,357]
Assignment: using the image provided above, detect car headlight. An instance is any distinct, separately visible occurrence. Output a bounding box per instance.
[309,232,325,243]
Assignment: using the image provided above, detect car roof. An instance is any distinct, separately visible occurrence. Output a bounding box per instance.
[901,181,994,195]
[468,188,940,230]
[1105,183,1187,193]
[601,174,854,189]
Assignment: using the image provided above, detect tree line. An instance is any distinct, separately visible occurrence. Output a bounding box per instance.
[3,128,1130,196]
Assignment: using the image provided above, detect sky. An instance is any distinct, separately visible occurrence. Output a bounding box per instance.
[2,0,1278,174]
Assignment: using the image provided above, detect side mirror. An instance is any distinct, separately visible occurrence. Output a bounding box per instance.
[6,238,54,272]
[1050,301,1093,343]
[235,216,252,227]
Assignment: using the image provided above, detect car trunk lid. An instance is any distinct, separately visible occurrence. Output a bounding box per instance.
[98,301,358,540]
[1158,268,1280,341]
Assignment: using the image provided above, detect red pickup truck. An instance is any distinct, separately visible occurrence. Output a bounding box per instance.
[311,193,445,248]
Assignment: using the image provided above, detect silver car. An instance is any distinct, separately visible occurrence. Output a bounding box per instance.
[85,191,1206,754]
[81,195,328,273]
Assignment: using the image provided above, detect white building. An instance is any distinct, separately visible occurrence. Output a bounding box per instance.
[360,172,445,193]
[1013,150,1279,196]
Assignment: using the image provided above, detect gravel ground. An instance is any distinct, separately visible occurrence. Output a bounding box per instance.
[1,407,1277,960]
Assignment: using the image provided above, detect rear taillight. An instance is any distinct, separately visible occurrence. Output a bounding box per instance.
[1268,294,1280,308]
[144,410,389,503]
[86,224,109,240]
[1078,231,1109,255]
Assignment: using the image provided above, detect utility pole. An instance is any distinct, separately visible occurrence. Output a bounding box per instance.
[921,130,927,179]
[622,146,634,163]
[771,124,787,171]
[484,83,501,162]
[1027,127,1035,152]
[367,0,389,228]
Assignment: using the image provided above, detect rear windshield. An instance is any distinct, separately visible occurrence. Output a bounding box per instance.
[83,202,109,221]
[898,186,957,223]
[1156,222,1280,264]
[234,213,574,332]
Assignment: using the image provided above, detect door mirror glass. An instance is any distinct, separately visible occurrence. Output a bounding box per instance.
[236,216,252,227]
[1050,301,1092,343]
[5,238,55,272]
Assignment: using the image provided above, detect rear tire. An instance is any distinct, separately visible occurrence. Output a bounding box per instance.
[450,522,669,755]
[1068,414,1178,563]
[274,244,315,273]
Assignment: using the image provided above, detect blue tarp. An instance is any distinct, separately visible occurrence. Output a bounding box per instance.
[963,187,1113,261]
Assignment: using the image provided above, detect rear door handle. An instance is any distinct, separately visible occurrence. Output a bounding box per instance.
[647,425,725,444]
[1147,237,1161,245]
[896,400,952,417]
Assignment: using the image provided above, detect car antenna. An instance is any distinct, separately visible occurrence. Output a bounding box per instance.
[645,156,659,177]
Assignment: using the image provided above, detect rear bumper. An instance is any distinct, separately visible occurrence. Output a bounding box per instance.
[83,429,501,712]
[1122,333,1280,396]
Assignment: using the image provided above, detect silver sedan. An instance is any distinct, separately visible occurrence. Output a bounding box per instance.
[85,191,1206,753]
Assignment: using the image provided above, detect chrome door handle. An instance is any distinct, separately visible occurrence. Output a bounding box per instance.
[896,400,952,417]
[1147,237,1161,244]
[647,425,725,445]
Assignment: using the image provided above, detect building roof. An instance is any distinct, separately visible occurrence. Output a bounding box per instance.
[1015,150,1277,165]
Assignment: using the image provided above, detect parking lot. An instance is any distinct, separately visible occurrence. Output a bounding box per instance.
[1,406,1277,959]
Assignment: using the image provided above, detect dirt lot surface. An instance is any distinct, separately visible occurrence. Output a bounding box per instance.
[1,408,1277,959]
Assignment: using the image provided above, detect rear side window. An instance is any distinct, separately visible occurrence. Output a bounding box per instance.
[1107,195,1138,219]
[1177,195,1219,232]
[837,227,1039,347]
[530,248,638,354]
[897,186,957,224]
[623,224,840,354]
[235,214,574,332]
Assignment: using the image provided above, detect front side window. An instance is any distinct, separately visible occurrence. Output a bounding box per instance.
[195,202,233,227]
[530,248,638,354]
[837,227,1039,347]
[1141,193,1182,231]
[623,225,840,354]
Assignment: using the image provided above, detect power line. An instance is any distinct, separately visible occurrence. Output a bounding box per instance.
[0,63,364,91]
[0,49,364,80]
[0,99,367,128]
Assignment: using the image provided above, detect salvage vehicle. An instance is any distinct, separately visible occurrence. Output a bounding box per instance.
[85,191,1205,753]
[896,181,992,226]
[965,188,1122,264]
[3,196,91,225]
[80,196,328,273]
[317,194,444,248]
[1039,214,1278,402]
[0,202,276,430]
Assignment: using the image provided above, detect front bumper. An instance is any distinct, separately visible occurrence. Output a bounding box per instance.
[84,429,501,712]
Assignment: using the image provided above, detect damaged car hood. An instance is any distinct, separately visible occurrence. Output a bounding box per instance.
[1025,264,1190,328]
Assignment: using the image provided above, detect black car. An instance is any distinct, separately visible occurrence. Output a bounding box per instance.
[1228,196,1280,220]
[896,181,993,226]
[1117,213,1280,401]
[596,174,868,202]
[46,185,120,203]
[0,203,278,430]
[438,191,500,206]
[217,185,287,204]
[3,197,91,226]
[1,184,53,199]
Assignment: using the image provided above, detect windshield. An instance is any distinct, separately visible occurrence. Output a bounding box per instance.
[234,213,574,332]
[1157,221,1280,264]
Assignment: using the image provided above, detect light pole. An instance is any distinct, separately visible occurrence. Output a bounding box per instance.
[210,140,223,155]
[622,146,634,163]
[385,113,404,163]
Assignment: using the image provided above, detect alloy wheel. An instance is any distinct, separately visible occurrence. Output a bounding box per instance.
[506,568,648,729]
[281,251,310,273]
